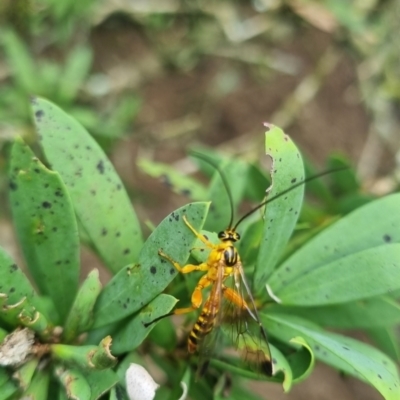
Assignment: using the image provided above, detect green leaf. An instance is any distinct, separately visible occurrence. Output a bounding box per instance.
[13,358,39,391]
[254,125,304,293]
[57,46,92,104]
[243,163,270,203]
[0,368,18,400]
[287,337,315,383]
[93,202,209,328]
[63,269,102,342]
[0,29,43,94]
[367,327,400,362]
[0,247,37,308]
[51,337,116,370]
[112,294,177,355]
[267,193,400,296]
[237,219,264,267]
[327,153,359,195]
[148,314,177,351]
[165,368,190,400]
[137,158,207,200]
[273,296,400,328]
[263,313,400,400]
[110,386,129,400]
[31,97,143,273]
[8,138,79,322]
[0,297,52,341]
[272,244,400,305]
[83,369,119,400]
[215,381,264,400]
[21,368,49,400]
[303,160,333,206]
[55,366,91,400]
[0,296,34,328]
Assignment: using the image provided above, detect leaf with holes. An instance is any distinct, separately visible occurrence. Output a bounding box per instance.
[253,125,305,293]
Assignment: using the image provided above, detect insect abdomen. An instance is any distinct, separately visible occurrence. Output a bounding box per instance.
[188,300,219,354]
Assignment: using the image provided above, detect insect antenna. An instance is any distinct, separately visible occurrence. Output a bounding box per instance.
[233,166,348,230]
[143,311,175,328]
[189,151,235,229]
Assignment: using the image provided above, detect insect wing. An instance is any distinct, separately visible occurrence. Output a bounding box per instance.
[222,261,274,377]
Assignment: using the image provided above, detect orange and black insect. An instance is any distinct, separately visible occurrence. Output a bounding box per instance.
[145,152,343,377]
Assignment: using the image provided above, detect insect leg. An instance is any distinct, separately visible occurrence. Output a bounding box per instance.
[144,258,211,326]
[173,274,212,315]
[222,286,248,310]
[158,249,209,273]
[183,215,215,248]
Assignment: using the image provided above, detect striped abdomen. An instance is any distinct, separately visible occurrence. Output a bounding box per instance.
[188,296,219,354]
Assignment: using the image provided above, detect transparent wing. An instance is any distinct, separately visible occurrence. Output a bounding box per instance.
[195,259,273,378]
[222,260,274,376]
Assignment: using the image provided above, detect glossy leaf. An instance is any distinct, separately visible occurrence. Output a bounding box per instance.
[273,296,400,328]
[31,97,143,273]
[112,294,177,355]
[93,202,209,327]
[270,244,400,305]
[263,313,400,400]
[9,138,79,322]
[268,193,400,294]
[254,125,304,293]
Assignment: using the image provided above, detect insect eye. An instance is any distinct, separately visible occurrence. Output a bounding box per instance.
[218,231,226,239]
[235,232,241,241]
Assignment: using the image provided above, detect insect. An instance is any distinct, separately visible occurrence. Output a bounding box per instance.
[145,153,344,377]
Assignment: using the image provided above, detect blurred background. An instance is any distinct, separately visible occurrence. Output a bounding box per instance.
[0,1,399,399]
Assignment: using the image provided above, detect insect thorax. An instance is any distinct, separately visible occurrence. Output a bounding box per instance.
[223,244,238,267]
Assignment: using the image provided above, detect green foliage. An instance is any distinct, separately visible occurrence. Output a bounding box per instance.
[0,98,399,399]
[0,28,140,146]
